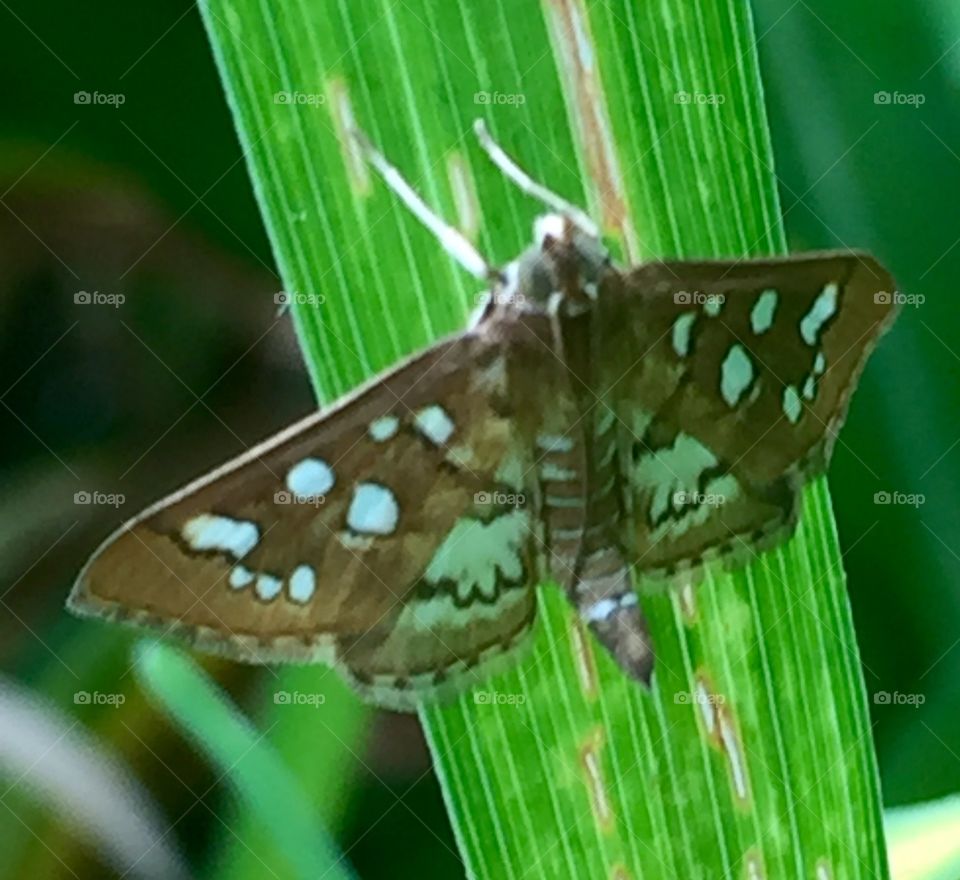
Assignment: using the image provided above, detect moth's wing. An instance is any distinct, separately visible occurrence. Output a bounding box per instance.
[599,251,897,578]
[69,329,547,711]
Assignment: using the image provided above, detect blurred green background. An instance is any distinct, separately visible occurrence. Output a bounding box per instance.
[0,1,957,877]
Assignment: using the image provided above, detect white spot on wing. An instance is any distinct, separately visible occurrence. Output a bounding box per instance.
[182,515,259,560]
[720,344,754,407]
[750,289,778,334]
[672,312,696,357]
[288,565,316,604]
[495,451,526,491]
[347,483,399,535]
[703,296,722,318]
[783,385,802,423]
[255,573,283,602]
[541,462,578,481]
[229,566,254,589]
[800,282,839,345]
[802,375,816,401]
[369,415,399,442]
[593,407,616,436]
[536,434,574,453]
[413,405,455,446]
[286,458,335,497]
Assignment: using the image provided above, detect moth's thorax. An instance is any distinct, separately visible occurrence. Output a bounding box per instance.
[477,213,612,325]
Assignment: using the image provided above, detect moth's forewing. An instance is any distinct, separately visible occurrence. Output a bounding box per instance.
[70,329,547,710]
[598,252,897,579]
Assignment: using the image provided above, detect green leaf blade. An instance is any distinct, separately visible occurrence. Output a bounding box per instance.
[198,1,889,876]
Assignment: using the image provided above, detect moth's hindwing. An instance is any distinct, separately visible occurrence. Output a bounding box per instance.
[69,332,544,711]
[601,251,897,579]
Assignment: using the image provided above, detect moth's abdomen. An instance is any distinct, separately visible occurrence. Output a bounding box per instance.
[536,430,587,586]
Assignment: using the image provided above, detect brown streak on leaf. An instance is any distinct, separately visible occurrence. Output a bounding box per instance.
[543,0,639,259]
[744,847,765,879]
[328,77,370,197]
[447,151,480,242]
[677,580,698,624]
[570,618,598,700]
[579,727,615,832]
[694,670,752,809]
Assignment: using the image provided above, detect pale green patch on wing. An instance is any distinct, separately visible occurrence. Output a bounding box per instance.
[672,311,697,357]
[720,344,755,407]
[751,288,779,334]
[425,511,529,603]
[800,282,840,345]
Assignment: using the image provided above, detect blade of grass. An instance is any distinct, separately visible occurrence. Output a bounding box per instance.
[207,668,368,880]
[198,1,889,876]
[134,642,354,880]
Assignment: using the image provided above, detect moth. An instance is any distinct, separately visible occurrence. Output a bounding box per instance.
[68,121,898,711]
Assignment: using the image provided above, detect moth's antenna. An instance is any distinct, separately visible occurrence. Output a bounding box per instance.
[350,127,499,282]
[473,119,599,239]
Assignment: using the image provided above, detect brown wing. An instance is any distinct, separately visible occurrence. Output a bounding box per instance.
[69,330,546,711]
[597,251,897,578]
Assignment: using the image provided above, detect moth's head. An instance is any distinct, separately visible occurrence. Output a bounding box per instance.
[473,213,610,324]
